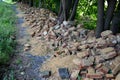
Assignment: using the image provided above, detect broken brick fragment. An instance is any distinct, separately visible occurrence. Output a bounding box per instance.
[86,73,103,79]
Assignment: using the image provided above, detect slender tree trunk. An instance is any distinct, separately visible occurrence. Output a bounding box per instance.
[39,0,42,8]
[96,0,104,38]
[30,0,33,7]
[58,1,63,18]
[104,0,117,30]
[69,0,79,21]
[62,0,67,21]
[111,1,120,34]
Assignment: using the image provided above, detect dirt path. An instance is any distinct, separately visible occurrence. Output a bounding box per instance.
[10,5,50,80]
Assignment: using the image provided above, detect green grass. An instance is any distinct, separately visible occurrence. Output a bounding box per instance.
[0,2,16,64]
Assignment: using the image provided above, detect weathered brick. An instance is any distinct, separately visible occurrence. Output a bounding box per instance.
[81,59,93,67]
[112,63,120,75]
[105,74,114,79]
[88,56,95,63]
[105,51,117,60]
[101,30,112,38]
[87,67,95,74]
[70,70,79,80]
[77,50,90,58]
[98,65,109,74]
[86,73,103,79]
[109,62,116,70]
[80,70,87,75]
[101,47,115,54]
[95,56,105,63]
[115,73,120,80]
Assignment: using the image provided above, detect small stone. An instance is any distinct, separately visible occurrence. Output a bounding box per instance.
[116,35,120,43]
[54,24,60,30]
[58,68,70,79]
[63,21,68,26]
[24,44,31,47]
[62,43,67,48]
[41,71,51,78]
[43,31,48,35]
[24,47,30,51]
[20,72,25,75]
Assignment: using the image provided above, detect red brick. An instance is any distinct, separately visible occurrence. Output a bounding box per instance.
[105,51,117,60]
[86,73,103,79]
[105,74,114,79]
[112,63,120,75]
[95,56,105,63]
[98,65,109,74]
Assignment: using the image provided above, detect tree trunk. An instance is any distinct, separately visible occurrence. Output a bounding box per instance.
[61,0,67,21]
[96,0,104,38]
[69,0,79,21]
[111,1,120,34]
[29,0,33,7]
[39,0,42,8]
[104,0,117,30]
[58,1,63,18]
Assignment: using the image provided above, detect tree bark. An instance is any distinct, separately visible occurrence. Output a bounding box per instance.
[58,1,63,18]
[61,0,67,21]
[111,1,120,34]
[96,0,104,38]
[104,0,117,30]
[39,0,42,8]
[69,0,79,21]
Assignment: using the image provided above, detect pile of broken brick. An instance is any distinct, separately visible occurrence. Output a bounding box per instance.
[39,27,120,80]
[18,3,120,80]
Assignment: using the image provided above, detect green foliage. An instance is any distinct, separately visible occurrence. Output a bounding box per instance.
[76,0,97,30]
[0,2,16,64]
[35,0,60,13]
